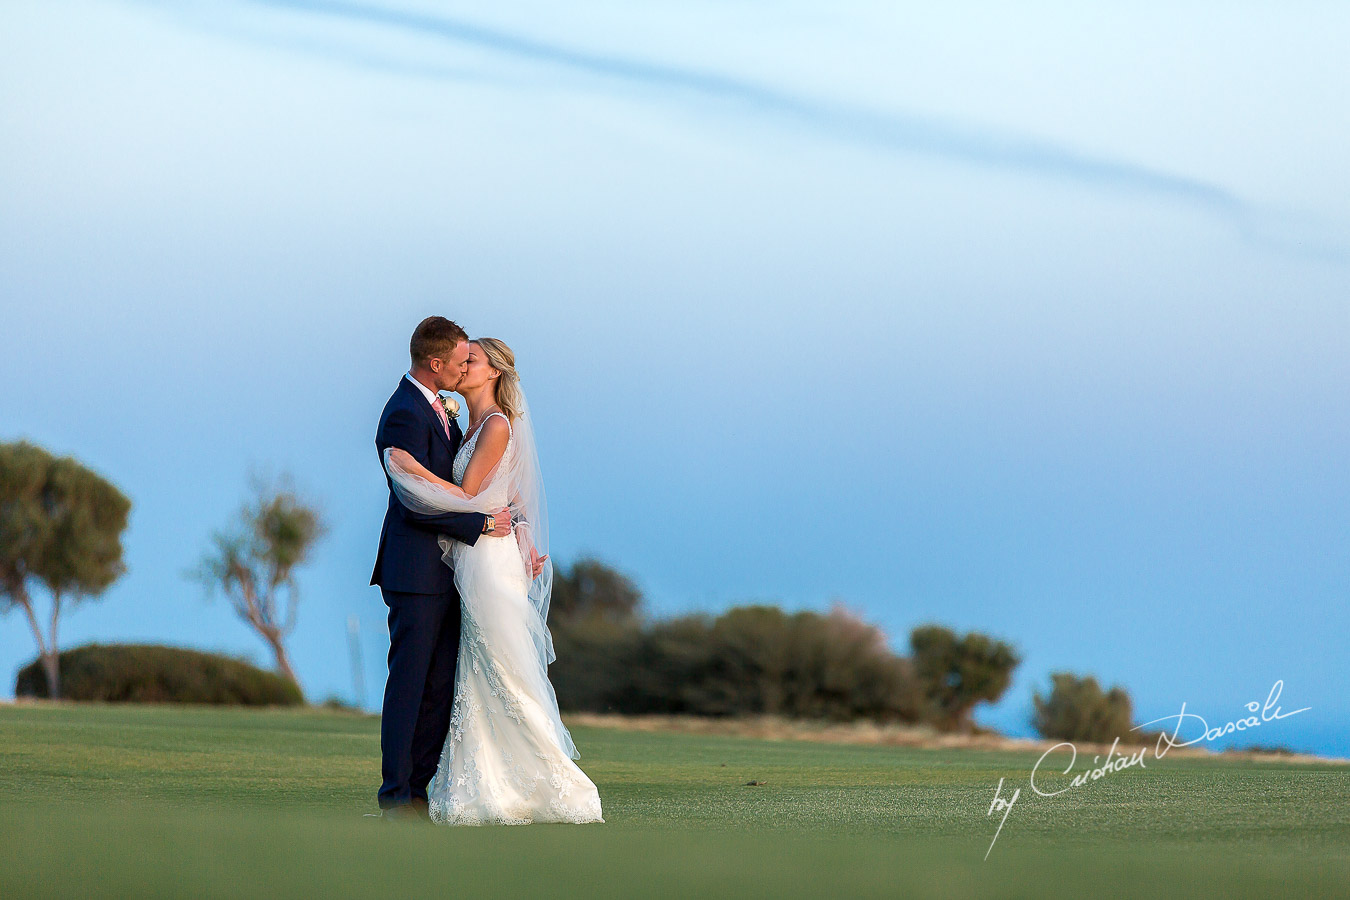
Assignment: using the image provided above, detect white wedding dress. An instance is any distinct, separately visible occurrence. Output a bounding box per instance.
[422,412,604,826]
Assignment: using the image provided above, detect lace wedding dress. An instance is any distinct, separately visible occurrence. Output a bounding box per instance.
[421,411,604,826]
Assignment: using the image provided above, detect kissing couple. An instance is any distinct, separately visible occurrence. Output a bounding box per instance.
[370,316,604,826]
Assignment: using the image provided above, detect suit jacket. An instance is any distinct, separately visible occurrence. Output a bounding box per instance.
[371,377,487,594]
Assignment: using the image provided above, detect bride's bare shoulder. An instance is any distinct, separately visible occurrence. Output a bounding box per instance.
[474,415,511,451]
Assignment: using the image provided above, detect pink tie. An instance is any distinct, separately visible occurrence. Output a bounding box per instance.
[432,399,451,440]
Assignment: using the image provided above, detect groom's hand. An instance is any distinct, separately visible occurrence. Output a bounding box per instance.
[489,508,512,537]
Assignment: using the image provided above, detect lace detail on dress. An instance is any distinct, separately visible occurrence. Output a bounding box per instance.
[427,618,604,826]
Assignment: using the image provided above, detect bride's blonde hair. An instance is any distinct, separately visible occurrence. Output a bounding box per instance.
[474,338,524,421]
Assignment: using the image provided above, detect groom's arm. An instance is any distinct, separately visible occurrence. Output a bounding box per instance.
[379,407,486,546]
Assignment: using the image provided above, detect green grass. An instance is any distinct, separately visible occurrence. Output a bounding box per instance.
[0,704,1346,898]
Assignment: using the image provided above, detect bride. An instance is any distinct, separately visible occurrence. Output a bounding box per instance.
[384,338,604,826]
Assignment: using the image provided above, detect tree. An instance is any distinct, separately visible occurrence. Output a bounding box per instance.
[194,476,324,696]
[0,441,131,698]
[1032,672,1134,743]
[550,557,643,625]
[547,557,645,711]
[910,624,1020,732]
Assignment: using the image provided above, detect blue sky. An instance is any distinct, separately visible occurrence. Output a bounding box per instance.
[2,0,1347,755]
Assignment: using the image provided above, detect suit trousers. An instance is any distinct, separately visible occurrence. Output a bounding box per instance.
[378,586,462,808]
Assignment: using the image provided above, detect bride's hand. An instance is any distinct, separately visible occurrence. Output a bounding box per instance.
[388,447,415,469]
[516,530,548,577]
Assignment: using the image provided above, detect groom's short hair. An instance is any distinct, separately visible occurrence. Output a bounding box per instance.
[410,316,469,365]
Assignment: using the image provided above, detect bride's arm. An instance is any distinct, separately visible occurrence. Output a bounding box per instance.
[460,417,509,496]
[387,448,470,499]
[389,415,510,500]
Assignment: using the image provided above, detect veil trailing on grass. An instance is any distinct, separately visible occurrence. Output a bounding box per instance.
[382,390,556,669]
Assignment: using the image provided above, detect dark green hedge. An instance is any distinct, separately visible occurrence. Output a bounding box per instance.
[15,643,303,706]
[544,558,1023,728]
[551,604,924,723]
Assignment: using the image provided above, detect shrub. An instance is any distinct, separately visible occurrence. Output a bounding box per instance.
[548,616,645,713]
[629,613,727,715]
[544,558,948,726]
[551,602,923,723]
[1032,672,1134,743]
[14,643,304,706]
[700,604,922,722]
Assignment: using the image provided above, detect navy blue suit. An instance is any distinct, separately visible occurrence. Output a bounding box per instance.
[371,376,487,809]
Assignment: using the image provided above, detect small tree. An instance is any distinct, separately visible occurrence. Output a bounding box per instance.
[550,557,643,625]
[194,476,324,696]
[910,624,1020,732]
[1032,672,1134,743]
[0,441,131,698]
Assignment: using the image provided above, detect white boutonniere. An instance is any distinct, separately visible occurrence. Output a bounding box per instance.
[440,395,460,419]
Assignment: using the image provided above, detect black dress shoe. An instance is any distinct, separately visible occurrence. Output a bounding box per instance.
[380,803,422,823]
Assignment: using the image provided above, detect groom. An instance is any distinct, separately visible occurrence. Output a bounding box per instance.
[371,316,511,820]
